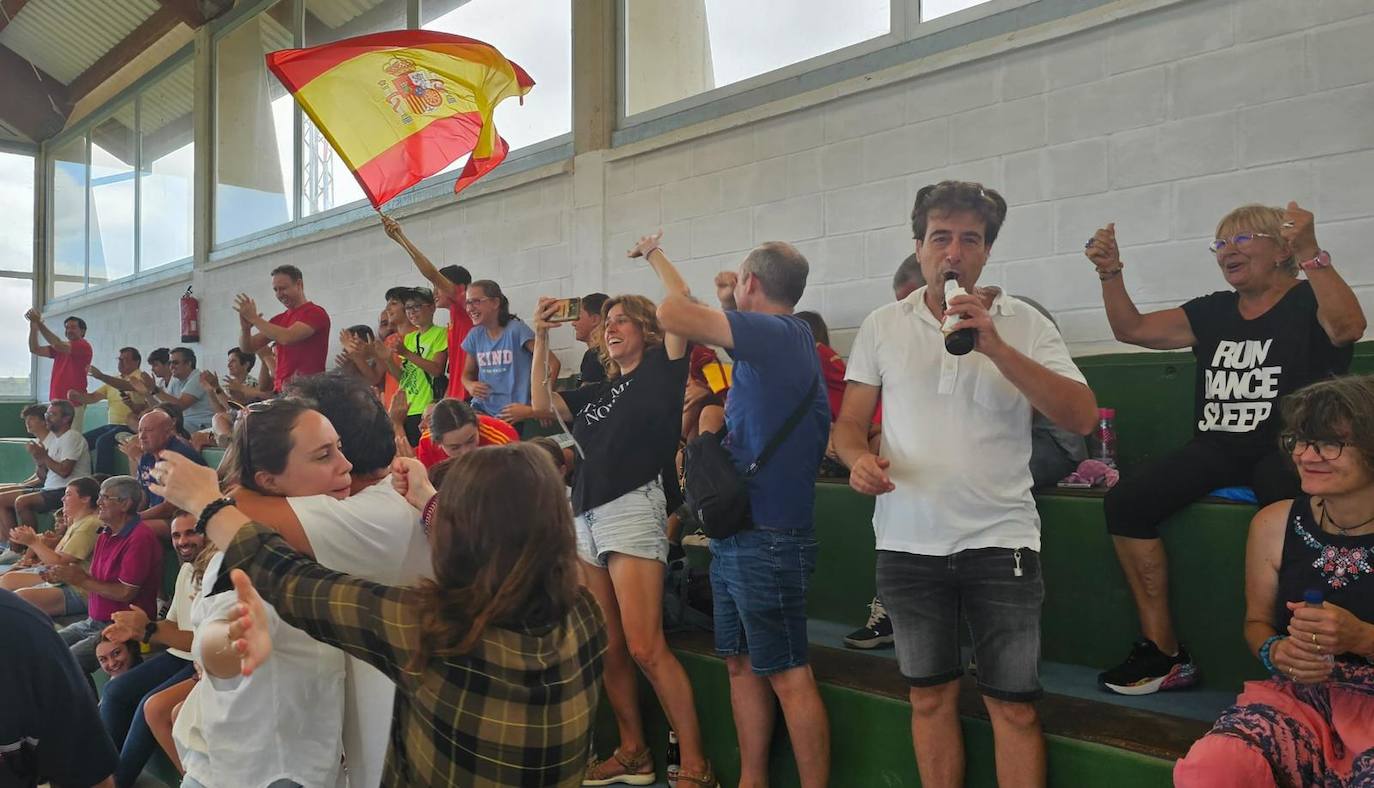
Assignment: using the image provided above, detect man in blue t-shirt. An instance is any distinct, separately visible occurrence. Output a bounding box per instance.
[657,240,831,788]
[126,408,206,539]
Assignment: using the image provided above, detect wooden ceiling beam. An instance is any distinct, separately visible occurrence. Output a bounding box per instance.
[0,43,70,141]
[0,0,31,34]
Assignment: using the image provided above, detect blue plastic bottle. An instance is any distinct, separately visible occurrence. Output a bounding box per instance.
[1304,588,1335,665]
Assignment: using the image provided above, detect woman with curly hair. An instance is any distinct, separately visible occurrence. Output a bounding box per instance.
[1177,375,1374,786]
[530,231,715,787]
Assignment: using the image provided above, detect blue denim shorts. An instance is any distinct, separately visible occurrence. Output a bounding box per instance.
[32,581,87,617]
[709,528,817,676]
[877,547,1044,702]
[574,479,669,567]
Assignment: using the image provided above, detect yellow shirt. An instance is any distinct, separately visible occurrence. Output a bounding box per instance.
[95,372,148,426]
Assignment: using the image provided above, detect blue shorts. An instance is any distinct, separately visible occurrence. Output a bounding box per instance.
[574,479,669,567]
[709,528,817,676]
[877,547,1044,702]
[32,581,88,617]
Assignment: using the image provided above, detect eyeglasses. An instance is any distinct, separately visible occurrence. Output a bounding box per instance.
[404,303,431,312]
[1280,433,1347,461]
[96,494,129,503]
[1208,233,1276,254]
[464,297,492,307]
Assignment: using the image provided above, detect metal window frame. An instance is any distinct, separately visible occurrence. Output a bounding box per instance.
[614,0,1042,145]
[42,46,196,301]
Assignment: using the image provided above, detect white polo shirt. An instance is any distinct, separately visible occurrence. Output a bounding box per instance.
[845,286,1086,556]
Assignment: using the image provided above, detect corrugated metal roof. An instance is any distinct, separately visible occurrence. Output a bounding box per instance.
[0,0,162,84]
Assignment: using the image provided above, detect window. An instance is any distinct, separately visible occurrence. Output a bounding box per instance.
[422,0,572,154]
[49,136,87,294]
[215,2,297,245]
[300,0,406,215]
[140,61,196,270]
[88,107,137,286]
[920,0,995,22]
[0,151,35,397]
[624,0,891,116]
[46,54,196,295]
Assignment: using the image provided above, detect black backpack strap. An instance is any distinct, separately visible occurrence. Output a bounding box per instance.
[745,375,819,477]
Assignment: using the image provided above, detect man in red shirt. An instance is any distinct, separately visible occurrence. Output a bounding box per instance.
[235,264,331,392]
[26,310,93,429]
[380,216,473,400]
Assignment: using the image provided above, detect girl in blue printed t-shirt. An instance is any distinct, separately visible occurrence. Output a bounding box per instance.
[459,280,555,418]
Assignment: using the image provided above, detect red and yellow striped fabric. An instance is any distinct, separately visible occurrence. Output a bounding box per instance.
[266,30,534,208]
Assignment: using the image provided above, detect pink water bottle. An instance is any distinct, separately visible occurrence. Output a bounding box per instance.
[1095,408,1117,467]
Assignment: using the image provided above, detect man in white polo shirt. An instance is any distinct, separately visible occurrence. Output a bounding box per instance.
[833,180,1097,788]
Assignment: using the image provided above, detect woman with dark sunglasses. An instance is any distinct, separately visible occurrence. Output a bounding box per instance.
[1083,202,1366,696]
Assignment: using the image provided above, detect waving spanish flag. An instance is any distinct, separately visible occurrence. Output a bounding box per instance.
[266,30,534,208]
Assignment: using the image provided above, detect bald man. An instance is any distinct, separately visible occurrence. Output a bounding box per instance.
[127,410,206,539]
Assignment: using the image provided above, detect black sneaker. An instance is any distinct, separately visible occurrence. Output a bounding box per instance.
[844,597,894,649]
[1098,638,1200,695]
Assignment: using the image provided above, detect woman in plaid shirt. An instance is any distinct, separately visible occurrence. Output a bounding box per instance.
[152,436,608,787]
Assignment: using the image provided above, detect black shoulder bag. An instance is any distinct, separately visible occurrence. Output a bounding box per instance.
[683,377,819,539]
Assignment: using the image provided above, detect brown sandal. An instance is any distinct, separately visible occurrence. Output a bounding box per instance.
[673,760,718,787]
[582,747,655,786]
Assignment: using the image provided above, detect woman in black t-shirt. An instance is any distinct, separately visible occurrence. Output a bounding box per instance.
[1085,201,1366,696]
[530,233,715,787]
[1176,375,1374,786]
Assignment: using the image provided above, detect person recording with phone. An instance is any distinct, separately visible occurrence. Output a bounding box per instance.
[528,233,715,787]
[833,181,1096,788]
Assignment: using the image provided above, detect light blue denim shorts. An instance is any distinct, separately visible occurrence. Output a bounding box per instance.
[574,478,669,567]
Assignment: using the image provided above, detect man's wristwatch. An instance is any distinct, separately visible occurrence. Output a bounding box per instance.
[1299,250,1332,272]
[142,620,158,644]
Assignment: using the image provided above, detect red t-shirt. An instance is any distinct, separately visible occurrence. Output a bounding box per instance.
[50,337,93,400]
[445,286,474,400]
[816,342,881,424]
[416,415,518,469]
[271,301,331,391]
[817,342,847,421]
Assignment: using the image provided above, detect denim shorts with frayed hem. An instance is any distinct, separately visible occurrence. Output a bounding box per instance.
[877,547,1044,702]
[710,528,817,676]
[574,478,669,567]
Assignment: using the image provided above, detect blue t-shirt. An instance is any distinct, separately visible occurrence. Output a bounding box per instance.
[724,311,830,530]
[461,319,536,415]
[138,437,208,507]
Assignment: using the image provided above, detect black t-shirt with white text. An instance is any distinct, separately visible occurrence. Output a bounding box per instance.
[561,345,688,516]
[1182,280,1352,453]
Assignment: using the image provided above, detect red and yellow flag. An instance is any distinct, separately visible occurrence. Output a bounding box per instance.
[266,30,534,208]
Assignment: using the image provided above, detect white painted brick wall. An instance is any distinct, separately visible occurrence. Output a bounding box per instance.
[44,0,1374,400]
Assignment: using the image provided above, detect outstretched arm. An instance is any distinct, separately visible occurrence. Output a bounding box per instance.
[1086,224,1196,350]
[628,232,688,360]
[1280,202,1366,345]
[381,215,461,302]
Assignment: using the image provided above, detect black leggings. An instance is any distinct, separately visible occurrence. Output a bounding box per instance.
[1104,438,1300,539]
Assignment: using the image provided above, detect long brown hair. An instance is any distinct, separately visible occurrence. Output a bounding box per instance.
[413,443,580,665]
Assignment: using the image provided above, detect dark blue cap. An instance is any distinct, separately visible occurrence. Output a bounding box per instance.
[1304,588,1325,605]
